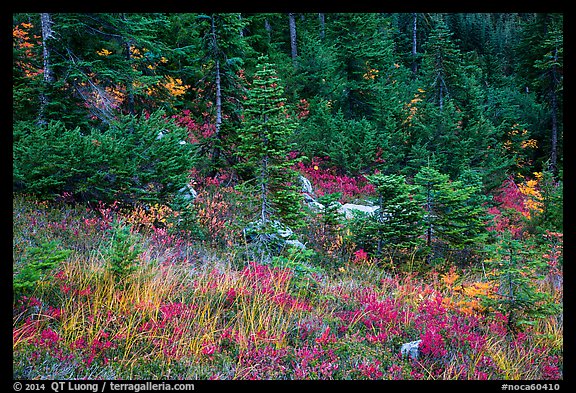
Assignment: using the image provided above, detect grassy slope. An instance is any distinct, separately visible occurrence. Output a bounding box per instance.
[12,194,563,380]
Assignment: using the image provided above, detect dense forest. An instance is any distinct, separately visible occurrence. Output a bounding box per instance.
[13,13,563,381]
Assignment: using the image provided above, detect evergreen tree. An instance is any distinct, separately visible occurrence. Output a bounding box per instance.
[236,57,304,231]
[353,173,424,262]
[39,13,175,129]
[13,14,44,123]
[517,14,563,175]
[483,231,561,334]
[195,13,247,175]
[13,110,195,206]
[420,15,465,111]
[328,13,396,120]
[414,166,489,262]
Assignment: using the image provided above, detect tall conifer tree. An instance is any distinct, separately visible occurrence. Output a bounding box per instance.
[414,166,489,260]
[237,57,304,231]
[353,173,424,261]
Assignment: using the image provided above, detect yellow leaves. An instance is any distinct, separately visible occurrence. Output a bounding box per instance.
[362,61,379,80]
[363,68,379,80]
[461,282,495,299]
[124,203,178,231]
[505,124,538,168]
[13,23,41,79]
[130,46,144,59]
[442,268,497,316]
[163,76,189,97]
[518,172,544,219]
[13,22,34,42]
[521,139,538,149]
[403,89,425,126]
[97,48,112,57]
[441,266,460,288]
[13,25,29,40]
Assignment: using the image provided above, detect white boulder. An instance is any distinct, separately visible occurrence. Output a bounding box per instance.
[401,339,422,360]
[339,203,379,219]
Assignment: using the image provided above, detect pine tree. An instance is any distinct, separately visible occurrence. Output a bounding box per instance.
[13,14,44,123]
[236,57,304,232]
[195,13,247,175]
[414,166,489,262]
[483,231,561,334]
[42,13,173,128]
[420,15,465,111]
[533,16,562,175]
[328,13,396,120]
[354,173,424,261]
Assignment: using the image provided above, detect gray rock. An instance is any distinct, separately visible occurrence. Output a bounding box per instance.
[307,200,326,212]
[401,339,422,360]
[178,184,197,201]
[339,203,380,219]
[276,225,294,239]
[243,219,306,251]
[285,239,306,249]
[299,175,315,195]
[302,192,316,203]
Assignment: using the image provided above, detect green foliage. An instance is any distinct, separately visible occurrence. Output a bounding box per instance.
[13,111,196,207]
[352,174,424,261]
[14,241,72,300]
[236,57,304,231]
[297,103,378,174]
[482,232,561,334]
[329,13,395,119]
[271,247,322,279]
[420,15,466,108]
[414,166,489,256]
[316,192,344,229]
[528,169,563,235]
[104,220,142,285]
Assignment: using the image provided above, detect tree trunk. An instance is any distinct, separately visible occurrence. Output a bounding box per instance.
[319,13,325,39]
[549,46,559,175]
[411,13,418,77]
[38,13,54,125]
[549,84,558,175]
[125,40,135,117]
[289,13,298,66]
[264,18,272,34]
[261,155,269,226]
[438,75,444,112]
[211,15,223,172]
[238,14,244,37]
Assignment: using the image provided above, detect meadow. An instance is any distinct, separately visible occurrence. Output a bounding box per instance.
[12,169,563,380]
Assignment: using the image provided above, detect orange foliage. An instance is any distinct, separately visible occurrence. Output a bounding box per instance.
[123,203,178,231]
[441,267,498,316]
[517,172,544,219]
[362,62,379,80]
[13,22,43,78]
[402,89,424,128]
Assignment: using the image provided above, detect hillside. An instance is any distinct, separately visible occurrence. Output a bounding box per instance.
[12,12,563,381]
